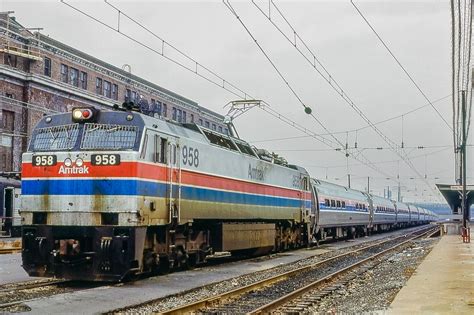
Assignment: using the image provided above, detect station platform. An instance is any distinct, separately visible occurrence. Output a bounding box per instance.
[389,229,474,314]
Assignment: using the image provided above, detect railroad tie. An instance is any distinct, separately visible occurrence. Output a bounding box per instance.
[284,306,304,312]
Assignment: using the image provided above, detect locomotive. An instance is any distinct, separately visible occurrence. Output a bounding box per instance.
[20,106,437,281]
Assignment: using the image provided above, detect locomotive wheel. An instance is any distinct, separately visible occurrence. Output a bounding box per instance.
[175,247,189,270]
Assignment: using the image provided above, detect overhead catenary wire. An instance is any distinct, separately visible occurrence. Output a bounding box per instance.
[272,144,465,152]
[61,0,444,197]
[450,0,473,186]
[251,0,442,199]
[350,0,453,132]
[60,0,398,180]
[223,0,405,183]
[250,93,452,143]
[223,0,345,149]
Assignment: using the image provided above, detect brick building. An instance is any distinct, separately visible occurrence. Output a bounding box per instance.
[0,13,228,173]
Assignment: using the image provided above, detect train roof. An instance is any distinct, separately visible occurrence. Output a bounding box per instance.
[35,109,308,174]
[311,179,369,202]
[370,194,396,207]
[140,113,309,173]
[395,201,410,210]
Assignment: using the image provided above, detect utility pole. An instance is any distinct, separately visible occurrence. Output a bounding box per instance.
[461,90,468,230]
[367,176,370,193]
[347,174,351,188]
[398,182,401,202]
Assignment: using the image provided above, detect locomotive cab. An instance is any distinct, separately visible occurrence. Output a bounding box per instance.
[21,107,148,281]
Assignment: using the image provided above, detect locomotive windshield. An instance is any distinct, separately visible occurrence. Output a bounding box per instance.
[81,123,138,150]
[30,124,80,151]
[28,112,143,152]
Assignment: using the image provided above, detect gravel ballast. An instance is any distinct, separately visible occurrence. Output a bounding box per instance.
[309,237,439,314]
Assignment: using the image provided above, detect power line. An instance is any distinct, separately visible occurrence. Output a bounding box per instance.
[350,0,453,132]
[223,0,408,183]
[222,0,345,149]
[250,93,452,143]
[60,0,388,174]
[62,0,439,191]
[306,147,453,170]
[273,144,462,153]
[251,0,442,200]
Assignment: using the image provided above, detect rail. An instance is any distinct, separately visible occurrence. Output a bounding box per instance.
[160,225,436,314]
[251,226,437,314]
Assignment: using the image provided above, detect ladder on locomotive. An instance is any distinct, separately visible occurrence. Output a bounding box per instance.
[167,141,181,224]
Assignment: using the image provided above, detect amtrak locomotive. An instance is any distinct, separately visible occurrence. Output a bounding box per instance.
[20,106,437,281]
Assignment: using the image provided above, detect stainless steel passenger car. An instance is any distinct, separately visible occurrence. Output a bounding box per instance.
[371,194,397,231]
[395,201,410,227]
[311,179,371,240]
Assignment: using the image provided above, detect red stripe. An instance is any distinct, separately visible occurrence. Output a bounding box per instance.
[22,162,311,200]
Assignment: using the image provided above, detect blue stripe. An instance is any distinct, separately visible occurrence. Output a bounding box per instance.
[22,179,311,208]
[319,204,368,213]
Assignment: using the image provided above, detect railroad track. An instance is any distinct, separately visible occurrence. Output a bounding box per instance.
[0,279,71,294]
[159,225,437,314]
[0,240,21,254]
[0,247,21,254]
[0,279,109,312]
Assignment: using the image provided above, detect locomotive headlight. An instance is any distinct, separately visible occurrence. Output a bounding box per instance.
[73,109,83,120]
[64,158,72,167]
[72,107,96,122]
[75,158,84,167]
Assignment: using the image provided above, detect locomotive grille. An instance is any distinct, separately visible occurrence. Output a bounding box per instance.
[81,123,138,150]
[31,124,79,151]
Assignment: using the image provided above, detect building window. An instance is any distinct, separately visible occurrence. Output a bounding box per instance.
[177,109,182,122]
[1,110,14,172]
[104,80,111,98]
[182,111,187,123]
[80,71,87,89]
[218,126,223,133]
[162,104,167,117]
[212,124,216,131]
[4,54,17,67]
[205,121,210,128]
[155,101,162,115]
[131,91,137,102]
[61,64,68,83]
[44,57,51,77]
[96,77,103,94]
[112,84,118,100]
[1,154,5,170]
[172,107,177,121]
[70,68,79,87]
[224,128,229,135]
[2,110,14,131]
[125,89,131,101]
[199,119,203,126]
[5,93,13,99]
[190,114,194,123]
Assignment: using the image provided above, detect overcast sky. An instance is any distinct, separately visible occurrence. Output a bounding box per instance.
[1,0,470,203]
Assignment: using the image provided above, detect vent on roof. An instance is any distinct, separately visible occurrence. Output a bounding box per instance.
[202,129,238,151]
